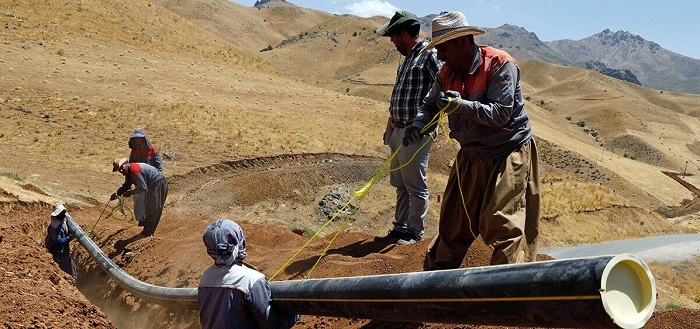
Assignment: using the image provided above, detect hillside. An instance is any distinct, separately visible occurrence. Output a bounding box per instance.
[1,0,700,328]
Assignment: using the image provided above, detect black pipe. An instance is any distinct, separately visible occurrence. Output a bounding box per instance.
[270,254,655,328]
[67,216,199,309]
[67,214,655,328]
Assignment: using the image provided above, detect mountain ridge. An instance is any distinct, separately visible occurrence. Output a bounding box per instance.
[475,24,699,94]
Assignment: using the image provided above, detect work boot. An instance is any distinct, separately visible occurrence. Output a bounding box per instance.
[373,229,404,242]
[397,232,422,245]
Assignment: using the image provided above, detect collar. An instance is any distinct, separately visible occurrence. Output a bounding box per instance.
[407,39,429,59]
[447,45,482,81]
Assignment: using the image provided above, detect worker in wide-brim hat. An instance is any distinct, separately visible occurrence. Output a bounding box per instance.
[373,11,442,246]
[111,158,168,237]
[402,11,541,269]
[44,202,77,280]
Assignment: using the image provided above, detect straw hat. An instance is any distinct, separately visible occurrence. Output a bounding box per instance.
[51,202,66,217]
[424,11,485,51]
[112,158,128,172]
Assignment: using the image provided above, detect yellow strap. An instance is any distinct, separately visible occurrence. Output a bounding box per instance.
[269,97,476,281]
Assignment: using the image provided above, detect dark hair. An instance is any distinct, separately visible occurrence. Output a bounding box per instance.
[406,24,420,38]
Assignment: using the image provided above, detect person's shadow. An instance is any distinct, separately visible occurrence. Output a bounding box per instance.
[110,234,147,258]
[360,320,422,329]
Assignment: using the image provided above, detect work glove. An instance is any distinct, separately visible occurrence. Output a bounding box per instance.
[402,125,423,146]
[436,90,463,112]
[123,190,132,198]
[110,193,118,201]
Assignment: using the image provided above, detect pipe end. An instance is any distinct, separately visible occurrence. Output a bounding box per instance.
[600,254,656,329]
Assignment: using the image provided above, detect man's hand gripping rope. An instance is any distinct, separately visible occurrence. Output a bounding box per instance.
[402,91,463,147]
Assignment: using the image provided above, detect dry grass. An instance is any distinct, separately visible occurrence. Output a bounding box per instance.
[650,259,700,309]
[538,170,691,247]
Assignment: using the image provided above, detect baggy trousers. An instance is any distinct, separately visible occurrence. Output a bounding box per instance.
[424,139,540,269]
[388,126,432,236]
[142,178,168,236]
[133,192,146,222]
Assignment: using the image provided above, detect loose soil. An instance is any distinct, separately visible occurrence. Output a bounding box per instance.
[2,155,699,329]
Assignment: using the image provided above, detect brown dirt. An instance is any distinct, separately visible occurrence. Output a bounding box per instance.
[1,0,700,328]
[1,168,698,329]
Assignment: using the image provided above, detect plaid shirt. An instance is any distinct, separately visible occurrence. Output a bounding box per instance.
[389,39,441,122]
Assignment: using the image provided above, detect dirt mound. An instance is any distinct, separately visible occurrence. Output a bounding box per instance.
[0,203,114,328]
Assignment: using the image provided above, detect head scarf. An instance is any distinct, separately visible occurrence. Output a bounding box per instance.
[203,219,248,266]
[128,129,153,150]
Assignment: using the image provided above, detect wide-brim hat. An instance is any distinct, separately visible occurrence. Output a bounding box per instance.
[376,11,420,37]
[51,202,66,217]
[424,11,486,51]
[112,158,128,172]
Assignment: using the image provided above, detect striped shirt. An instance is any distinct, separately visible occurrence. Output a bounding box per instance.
[389,39,442,122]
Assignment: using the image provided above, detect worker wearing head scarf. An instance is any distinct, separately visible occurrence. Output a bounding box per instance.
[128,129,163,226]
[198,220,298,329]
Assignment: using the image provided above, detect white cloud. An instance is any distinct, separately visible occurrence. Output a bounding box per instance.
[344,0,399,18]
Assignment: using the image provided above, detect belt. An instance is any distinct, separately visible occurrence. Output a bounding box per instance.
[390,118,413,128]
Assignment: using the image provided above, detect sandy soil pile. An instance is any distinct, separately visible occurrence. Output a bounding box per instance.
[0,203,114,328]
[0,194,698,328]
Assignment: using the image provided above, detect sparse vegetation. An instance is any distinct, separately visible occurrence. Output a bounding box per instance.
[0,172,21,181]
[260,45,273,52]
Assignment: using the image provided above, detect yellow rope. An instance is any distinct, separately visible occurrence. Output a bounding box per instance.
[87,196,134,237]
[269,97,477,281]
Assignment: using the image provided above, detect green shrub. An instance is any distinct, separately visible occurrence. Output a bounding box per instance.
[0,172,21,181]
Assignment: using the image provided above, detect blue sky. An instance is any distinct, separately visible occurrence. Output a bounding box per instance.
[233,0,700,59]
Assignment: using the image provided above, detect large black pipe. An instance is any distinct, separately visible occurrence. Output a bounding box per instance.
[270,254,656,329]
[67,215,654,328]
[67,216,199,309]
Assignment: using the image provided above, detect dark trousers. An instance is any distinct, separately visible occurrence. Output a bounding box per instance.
[142,179,168,236]
[52,251,77,280]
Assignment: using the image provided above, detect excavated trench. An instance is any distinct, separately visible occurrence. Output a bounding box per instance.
[3,152,696,328]
[71,152,390,328]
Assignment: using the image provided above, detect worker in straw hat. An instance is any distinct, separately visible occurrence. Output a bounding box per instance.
[373,11,442,245]
[111,158,168,237]
[402,11,540,269]
[44,202,77,280]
